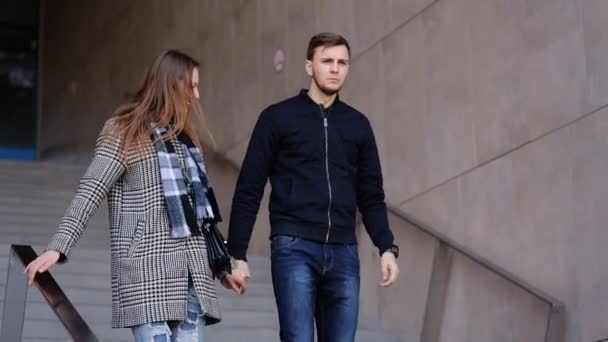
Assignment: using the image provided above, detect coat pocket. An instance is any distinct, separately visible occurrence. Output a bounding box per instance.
[127,219,145,258]
[118,251,188,285]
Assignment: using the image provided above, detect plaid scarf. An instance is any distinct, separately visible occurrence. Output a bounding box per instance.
[151,126,221,238]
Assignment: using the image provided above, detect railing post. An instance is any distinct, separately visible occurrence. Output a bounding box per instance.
[545,304,565,342]
[1,247,28,341]
[420,240,454,342]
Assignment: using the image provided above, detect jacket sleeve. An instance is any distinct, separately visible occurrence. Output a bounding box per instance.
[357,119,395,254]
[47,120,126,261]
[227,108,278,261]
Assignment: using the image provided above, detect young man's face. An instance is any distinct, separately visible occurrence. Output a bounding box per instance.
[306,45,350,95]
[191,67,200,100]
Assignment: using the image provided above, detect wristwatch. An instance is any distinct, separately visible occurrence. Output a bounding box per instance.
[385,245,399,259]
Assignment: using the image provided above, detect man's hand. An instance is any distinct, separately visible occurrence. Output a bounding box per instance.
[235,260,251,280]
[221,260,251,295]
[379,251,399,287]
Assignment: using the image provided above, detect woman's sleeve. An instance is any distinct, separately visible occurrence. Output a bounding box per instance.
[47,120,127,262]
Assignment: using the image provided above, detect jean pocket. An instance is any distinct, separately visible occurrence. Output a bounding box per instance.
[271,235,299,253]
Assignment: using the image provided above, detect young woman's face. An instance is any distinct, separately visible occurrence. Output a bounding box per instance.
[191,67,200,100]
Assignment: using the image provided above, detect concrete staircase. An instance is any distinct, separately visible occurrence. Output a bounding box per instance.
[0,158,401,341]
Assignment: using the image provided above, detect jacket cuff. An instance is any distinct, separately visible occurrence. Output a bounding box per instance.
[378,242,395,256]
[47,233,75,263]
[228,246,248,262]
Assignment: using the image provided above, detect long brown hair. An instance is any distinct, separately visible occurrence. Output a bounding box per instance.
[112,50,211,153]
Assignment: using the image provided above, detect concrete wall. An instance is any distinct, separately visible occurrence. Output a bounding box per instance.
[379,1,608,341]
[39,0,210,155]
[38,0,608,341]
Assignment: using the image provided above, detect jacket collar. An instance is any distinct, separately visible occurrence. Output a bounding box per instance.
[299,88,340,110]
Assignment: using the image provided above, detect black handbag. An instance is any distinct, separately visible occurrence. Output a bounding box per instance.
[202,221,232,278]
[201,187,232,278]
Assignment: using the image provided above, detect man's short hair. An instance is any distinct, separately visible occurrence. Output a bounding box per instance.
[306,32,351,61]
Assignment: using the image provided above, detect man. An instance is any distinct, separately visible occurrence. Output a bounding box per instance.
[225,32,400,342]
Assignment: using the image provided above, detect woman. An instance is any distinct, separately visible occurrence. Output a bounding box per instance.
[25,50,243,341]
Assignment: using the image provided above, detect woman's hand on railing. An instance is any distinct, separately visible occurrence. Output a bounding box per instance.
[24,250,60,286]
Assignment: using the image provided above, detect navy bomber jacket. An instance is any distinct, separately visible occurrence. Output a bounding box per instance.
[227,89,395,260]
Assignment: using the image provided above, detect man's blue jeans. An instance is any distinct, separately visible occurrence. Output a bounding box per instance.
[271,235,360,342]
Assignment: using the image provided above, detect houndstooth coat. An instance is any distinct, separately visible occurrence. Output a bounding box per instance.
[47,118,221,328]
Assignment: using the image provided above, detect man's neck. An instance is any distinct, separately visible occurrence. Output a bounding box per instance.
[307,86,337,108]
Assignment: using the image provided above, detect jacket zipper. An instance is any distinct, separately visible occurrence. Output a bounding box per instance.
[319,104,333,243]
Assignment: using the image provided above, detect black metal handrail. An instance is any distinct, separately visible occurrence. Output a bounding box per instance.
[0,244,99,342]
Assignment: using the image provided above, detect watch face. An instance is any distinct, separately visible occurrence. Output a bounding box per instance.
[390,247,399,258]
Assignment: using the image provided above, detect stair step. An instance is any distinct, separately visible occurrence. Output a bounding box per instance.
[207,327,280,342]
[0,197,76,209]
[20,319,131,341]
[0,235,110,250]
[0,187,77,197]
[0,214,108,228]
